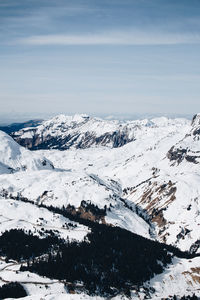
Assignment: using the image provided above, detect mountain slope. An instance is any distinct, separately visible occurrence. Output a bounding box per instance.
[123,114,200,253]
[167,113,200,165]
[11,114,158,150]
[0,130,54,172]
[0,114,200,299]
[36,115,200,253]
[0,129,152,240]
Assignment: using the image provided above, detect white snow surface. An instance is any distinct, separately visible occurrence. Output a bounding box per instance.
[144,256,200,299]
[0,199,89,241]
[13,114,189,151]
[0,131,53,172]
[35,114,200,253]
[0,114,200,299]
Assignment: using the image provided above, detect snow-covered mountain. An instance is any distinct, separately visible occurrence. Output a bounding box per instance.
[0,114,200,300]
[11,114,156,150]
[167,113,200,165]
[122,114,200,253]
[0,130,54,172]
[34,114,198,251]
[0,131,151,240]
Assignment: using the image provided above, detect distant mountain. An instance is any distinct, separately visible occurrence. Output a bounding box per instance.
[11,114,152,150]
[0,119,42,134]
[12,115,195,153]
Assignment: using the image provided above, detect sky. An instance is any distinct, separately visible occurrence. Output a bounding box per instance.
[0,0,200,122]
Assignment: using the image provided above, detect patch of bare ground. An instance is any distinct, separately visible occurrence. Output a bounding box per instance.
[138,181,177,226]
[139,189,154,205]
[191,267,200,274]
[66,205,106,224]
[151,210,167,227]
[182,268,200,284]
[160,232,170,243]
[159,193,176,210]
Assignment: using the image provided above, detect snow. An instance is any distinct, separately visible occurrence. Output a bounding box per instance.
[144,256,200,299]
[34,114,199,252]
[0,199,89,241]
[0,131,53,172]
[2,255,200,300]
[0,114,200,299]
[13,293,105,300]
[0,168,151,239]
[13,114,189,151]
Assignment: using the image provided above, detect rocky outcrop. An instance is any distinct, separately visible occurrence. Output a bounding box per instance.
[167,146,187,164]
[167,113,200,165]
[12,130,135,150]
[65,201,107,224]
[11,115,138,150]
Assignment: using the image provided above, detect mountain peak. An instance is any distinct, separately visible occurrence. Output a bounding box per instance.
[49,114,90,124]
[11,114,190,151]
[191,113,200,127]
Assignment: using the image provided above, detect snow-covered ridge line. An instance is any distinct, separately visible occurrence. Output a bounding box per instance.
[35,113,200,253]
[11,114,190,150]
[167,113,200,165]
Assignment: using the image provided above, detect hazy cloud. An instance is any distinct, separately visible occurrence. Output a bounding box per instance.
[18,31,200,46]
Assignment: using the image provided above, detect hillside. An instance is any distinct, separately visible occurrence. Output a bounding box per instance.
[0,114,199,299]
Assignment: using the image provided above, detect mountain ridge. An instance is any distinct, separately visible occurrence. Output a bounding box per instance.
[0,113,199,299]
[11,114,189,150]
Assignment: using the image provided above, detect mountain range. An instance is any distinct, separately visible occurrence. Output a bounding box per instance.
[0,114,199,300]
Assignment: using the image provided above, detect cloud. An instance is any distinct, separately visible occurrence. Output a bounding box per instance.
[17,30,200,46]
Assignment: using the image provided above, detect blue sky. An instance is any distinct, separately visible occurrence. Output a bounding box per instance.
[0,0,200,121]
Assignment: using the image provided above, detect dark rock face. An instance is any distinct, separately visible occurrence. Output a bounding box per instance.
[193,128,200,136]
[167,146,200,165]
[191,114,200,127]
[185,155,200,164]
[167,114,200,165]
[167,146,187,164]
[191,114,200,138]
[189,240,200,254]
[11,127,135,150]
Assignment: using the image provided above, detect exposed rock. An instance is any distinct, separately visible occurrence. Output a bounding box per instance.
[65,201,107,224]
[167,146,187,164]
[167,113,200,165]
[191,113,200,127]
[11,114,139,150]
